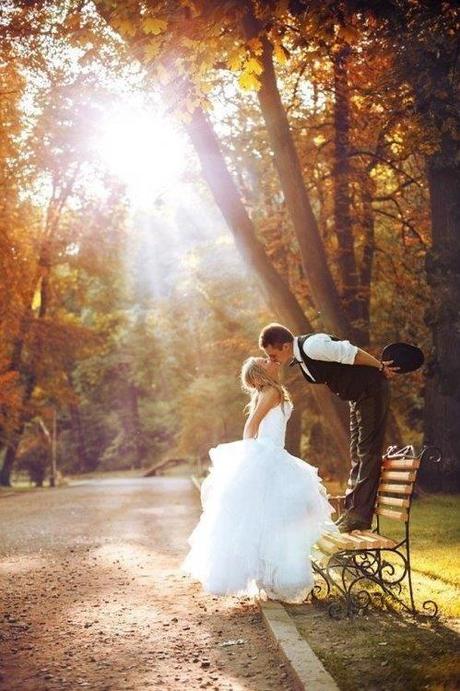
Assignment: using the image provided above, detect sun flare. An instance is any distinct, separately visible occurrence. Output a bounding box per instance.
[97,105,188,206]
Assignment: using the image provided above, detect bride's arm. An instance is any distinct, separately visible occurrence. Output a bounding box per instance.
[243,387,280,439]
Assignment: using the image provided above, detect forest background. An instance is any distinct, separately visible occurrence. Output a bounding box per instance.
[1,0,458,490]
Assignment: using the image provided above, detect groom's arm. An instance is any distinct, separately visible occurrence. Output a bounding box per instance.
[303,333,398,377]
[354,348,399,377]
[303,333,358,364]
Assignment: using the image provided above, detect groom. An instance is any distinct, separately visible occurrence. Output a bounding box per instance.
[259,323,398,533]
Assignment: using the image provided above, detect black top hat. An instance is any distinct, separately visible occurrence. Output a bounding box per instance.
[381,342,424,374]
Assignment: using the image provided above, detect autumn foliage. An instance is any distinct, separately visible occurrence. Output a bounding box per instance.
[0,1,458,488]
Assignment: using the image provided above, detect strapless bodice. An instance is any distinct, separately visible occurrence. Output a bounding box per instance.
[257,402,293,448]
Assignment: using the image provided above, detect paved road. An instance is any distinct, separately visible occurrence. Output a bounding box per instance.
[0,477,296,690]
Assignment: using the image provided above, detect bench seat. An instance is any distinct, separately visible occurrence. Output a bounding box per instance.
[318,530,396,553]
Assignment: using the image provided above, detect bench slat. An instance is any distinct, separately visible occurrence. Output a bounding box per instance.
[320,532,355,550]
[382,458,420,470]
[318,532,368,551]
[376,495,410,508]
[378,482,413,495]
[375,506,408,522]
[339,533,370,549]
[317,535,342,554]
[381,470,417,482]
[317,530,395,552]
[354,530,396,549]
[325,531,369,550]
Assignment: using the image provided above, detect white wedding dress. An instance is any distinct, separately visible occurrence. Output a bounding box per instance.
[181,401,336,603]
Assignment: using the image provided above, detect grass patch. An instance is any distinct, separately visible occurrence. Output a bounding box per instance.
[288,606,459,691]
[377,495,460,617]
[380,495,459,583]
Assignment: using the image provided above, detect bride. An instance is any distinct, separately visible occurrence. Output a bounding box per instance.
[181,356,336,603]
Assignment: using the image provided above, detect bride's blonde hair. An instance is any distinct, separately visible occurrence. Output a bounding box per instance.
[241,356,291,415]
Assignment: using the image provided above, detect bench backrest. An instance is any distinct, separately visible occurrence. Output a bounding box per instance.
[375,446,424,523]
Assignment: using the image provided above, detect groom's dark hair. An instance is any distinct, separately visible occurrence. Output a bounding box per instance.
[259,323,294,348]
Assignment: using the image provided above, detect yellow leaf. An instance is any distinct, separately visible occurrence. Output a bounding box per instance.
[112,17,137,38]
[245,57,263,75]
[313,134,326,147]
[273,42,288,64]
[200,81,213,94]
[238,70,261,91]
[32,279,42,312]
[143,17,168,35]
[227,48,244,71]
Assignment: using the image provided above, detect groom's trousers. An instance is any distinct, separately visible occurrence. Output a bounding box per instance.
[344,378,390,524]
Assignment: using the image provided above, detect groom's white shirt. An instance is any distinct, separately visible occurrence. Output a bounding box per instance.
[293,334,358,381]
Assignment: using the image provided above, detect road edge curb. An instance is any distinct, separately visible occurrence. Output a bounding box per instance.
[258,601,339,691]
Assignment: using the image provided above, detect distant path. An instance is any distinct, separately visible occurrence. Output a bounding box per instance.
[0,477,296,690]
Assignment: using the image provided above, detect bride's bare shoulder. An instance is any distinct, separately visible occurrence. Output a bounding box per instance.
[258,386,282,405]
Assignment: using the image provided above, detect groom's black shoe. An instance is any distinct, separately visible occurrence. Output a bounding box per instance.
[338,517,371,533]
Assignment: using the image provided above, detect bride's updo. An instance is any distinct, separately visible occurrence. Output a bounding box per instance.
[241,356,291,415]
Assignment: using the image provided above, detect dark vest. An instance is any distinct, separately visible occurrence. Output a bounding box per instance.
[296,334,383,401]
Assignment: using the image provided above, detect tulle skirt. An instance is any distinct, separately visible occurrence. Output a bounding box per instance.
[181,437,336,603]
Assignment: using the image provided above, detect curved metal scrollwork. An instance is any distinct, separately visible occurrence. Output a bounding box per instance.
[311,562,331,600]
[378,549,409,586]
[349,588,372,614]
[421,600,439,618]
[328,600,346,620]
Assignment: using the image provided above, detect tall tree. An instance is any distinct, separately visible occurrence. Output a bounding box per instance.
[356,0,460,485]
[241,9,351,337]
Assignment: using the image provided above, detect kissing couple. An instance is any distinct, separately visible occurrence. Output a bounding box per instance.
[182,323,398,603]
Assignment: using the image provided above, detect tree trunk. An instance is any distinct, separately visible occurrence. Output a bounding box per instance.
[405,26,460,490]
[333,44,364,343]
[359,176,375,347]
[0,241,52,486]
[423,160,460,490]
[128,383,146,469]
[69,404,91,473]
[0,428,23,486]
[242,14,350,337]
[186,109,309,330]
[185,107,350,468]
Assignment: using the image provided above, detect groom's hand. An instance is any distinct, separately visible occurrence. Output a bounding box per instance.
[381,360,399,379]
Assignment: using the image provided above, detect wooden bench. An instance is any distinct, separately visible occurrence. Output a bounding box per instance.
[311,445,441,618]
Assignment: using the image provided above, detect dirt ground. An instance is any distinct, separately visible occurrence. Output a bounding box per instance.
[0,477,298,691]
